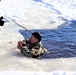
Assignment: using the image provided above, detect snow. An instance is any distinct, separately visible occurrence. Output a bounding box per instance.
[0,71,76,75]
[0,0,76,75]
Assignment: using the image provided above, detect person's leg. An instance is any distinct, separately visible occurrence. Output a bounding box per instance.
[21,48,32,57]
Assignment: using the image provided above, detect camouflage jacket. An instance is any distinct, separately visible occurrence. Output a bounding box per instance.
[21,39,47,58]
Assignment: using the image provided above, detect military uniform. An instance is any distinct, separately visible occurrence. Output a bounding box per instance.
[20,39,47,58]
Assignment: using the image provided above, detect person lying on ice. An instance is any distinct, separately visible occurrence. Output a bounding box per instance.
[17,32,47,58]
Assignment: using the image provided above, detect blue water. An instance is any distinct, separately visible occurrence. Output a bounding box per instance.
[29,0,76,59]
[19,20,76,59]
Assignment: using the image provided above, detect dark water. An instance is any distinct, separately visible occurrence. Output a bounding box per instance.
[19,21,76,59]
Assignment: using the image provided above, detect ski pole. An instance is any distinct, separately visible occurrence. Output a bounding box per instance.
[4,17,32,34]
[11,19,27,30]
[11,19,32,34]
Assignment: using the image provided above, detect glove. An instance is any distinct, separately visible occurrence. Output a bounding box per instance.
[22,42,26,46]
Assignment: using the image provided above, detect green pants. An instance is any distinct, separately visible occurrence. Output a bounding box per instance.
[21,48,32,57]
[21,48,41,58]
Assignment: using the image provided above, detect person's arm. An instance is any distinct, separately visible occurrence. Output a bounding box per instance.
[17,39,28,49]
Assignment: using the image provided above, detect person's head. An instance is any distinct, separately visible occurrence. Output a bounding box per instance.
[29,32,42,44]
[0,16,4,19]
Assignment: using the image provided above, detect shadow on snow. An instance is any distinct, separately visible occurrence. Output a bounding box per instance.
[33,0,62,15]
